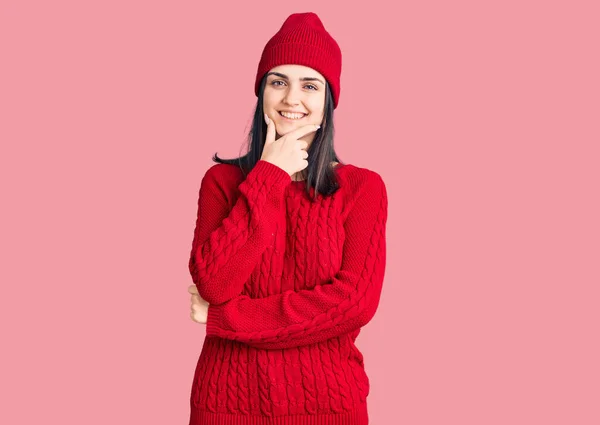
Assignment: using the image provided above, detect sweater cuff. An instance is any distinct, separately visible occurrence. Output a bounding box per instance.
[205,303,222,337]
[252,160,292,186]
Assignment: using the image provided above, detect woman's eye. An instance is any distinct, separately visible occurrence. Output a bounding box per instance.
[271,81,318,90]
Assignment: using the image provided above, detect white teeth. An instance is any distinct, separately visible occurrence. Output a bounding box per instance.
[280,111,306,119]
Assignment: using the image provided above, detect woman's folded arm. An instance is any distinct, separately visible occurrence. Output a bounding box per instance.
[205,172,388,349]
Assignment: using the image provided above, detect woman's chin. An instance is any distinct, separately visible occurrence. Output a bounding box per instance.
[278,120,310,133]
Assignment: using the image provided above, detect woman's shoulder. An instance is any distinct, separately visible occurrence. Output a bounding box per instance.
[336,163,387,219]
[203,162,245,184]
[337,162,385,190]
[197,163,247,201]
[205,162,243,175]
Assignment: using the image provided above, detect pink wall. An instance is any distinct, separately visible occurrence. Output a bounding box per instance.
[1,1,599,424]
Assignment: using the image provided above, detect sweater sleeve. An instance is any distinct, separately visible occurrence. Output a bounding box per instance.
[188,160,291,305]
[205,172,388,349]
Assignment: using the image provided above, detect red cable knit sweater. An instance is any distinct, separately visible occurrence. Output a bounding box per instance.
[188,159,388,425]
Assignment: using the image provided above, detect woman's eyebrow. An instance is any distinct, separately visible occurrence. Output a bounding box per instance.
[266,71,324,85]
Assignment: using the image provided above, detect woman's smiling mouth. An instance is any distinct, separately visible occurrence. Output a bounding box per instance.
[279,111,308,120]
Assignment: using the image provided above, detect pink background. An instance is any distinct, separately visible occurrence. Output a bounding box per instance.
[1,1,599,424]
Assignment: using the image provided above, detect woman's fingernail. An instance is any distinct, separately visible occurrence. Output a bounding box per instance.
[264,113,270,125]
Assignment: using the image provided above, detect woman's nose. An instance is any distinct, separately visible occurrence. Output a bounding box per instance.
[283,87,302,105]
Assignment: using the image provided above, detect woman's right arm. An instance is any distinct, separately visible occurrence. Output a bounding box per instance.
[188,160,291,305]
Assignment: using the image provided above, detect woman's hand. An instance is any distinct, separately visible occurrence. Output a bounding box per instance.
[188,284,209,324]
[260,113,318,177]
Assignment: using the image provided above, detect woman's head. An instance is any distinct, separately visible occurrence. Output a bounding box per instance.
[263,64,327,146]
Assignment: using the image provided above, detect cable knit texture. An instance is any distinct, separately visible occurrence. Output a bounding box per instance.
[188,159,388,425]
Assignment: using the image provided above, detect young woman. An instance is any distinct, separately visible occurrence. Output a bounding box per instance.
[187,12,388,425]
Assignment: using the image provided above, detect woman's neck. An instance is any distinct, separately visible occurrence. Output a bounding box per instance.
[291,172,305,182]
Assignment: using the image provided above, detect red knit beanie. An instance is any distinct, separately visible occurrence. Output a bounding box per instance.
[254,12,342,109]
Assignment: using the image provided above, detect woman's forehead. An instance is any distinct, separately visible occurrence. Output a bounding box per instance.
[268,64,324,78]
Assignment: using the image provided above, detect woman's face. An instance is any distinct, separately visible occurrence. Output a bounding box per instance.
[262,64,326,144]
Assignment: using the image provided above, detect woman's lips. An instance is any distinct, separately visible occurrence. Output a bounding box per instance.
[278,111,308,121]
